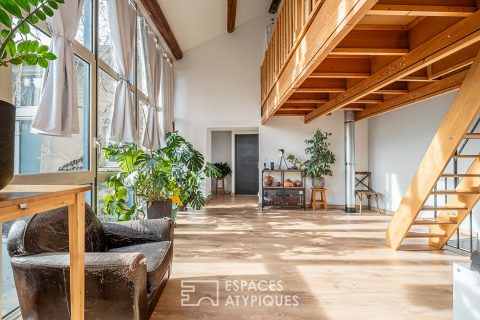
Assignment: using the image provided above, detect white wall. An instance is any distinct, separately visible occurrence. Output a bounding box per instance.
[211,131,232,192]
[368,91,480,233]
[174,16,267,154]
[260,114,369,205]
[173,14,369,206]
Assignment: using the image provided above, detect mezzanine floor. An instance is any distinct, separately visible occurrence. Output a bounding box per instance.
[152,195,467,320]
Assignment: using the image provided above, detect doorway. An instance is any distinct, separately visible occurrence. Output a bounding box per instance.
[235,134,259,195]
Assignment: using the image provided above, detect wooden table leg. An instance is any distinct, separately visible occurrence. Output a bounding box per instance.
[68,192,85,320]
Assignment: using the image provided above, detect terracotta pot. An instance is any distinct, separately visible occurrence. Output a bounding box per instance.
[313,177,325,189]
[263,175,274,187]
[284,179,294,188]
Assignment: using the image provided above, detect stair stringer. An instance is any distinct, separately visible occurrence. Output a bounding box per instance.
[386,51,480,250]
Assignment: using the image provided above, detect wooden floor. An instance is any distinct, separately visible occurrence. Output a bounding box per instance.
[152,195,467,320]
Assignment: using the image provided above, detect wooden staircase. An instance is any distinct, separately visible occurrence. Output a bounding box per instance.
[386,52,480,251]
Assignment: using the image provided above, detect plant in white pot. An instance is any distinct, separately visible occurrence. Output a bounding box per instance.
[303,129,336,189]
[0,0,62,189]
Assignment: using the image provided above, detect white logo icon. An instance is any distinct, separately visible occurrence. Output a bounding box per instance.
[181,280,220,307]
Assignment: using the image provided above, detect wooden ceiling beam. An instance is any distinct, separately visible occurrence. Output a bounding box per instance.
[331,48,409,56]
[309,72,370,79]
[295,88,346,93]
[368,4,477,17]
[284,99,329,104]
[355,70,467,121]
[227,0,237,33]
[304,10,480,122]
[140,0,183,60]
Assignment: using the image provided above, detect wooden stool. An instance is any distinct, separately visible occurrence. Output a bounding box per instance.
[311,188,327,210]
[215,178,226,195]
[356,190,382,214]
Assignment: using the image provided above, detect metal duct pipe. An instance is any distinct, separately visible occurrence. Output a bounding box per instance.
[344,111,356,213]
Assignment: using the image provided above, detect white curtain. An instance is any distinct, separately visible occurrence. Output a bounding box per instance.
[142,25,162,150]
[161,57,174,136]
[108,0,136,143]
[32,0,84,136]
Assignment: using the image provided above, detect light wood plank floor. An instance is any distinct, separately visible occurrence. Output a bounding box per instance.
[152,195,467,320]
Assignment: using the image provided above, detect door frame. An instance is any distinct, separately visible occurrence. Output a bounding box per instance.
[206,127,259,195]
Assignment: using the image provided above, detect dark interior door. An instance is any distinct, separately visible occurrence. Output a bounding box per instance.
[235,134,259,195]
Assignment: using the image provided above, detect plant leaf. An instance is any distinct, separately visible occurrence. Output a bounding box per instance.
[37,56,48,67]
[0,29,9,39]
[47,0,57,9]
[3,0,23,18]
[27,39,39,52]
[5,39,16,57]
[36,44,48,53]
[17,40,29,53]
[9,56,23,64]
[42,5,53,17]
[35,9,46,21]
[25,54,37,65]
[27,14,38,24]
[14,0,30,12]
[55,0,64,3]
[27,0,38,5]
[18,21,30,34]
[43,52,56,60]
[0,8,12,27]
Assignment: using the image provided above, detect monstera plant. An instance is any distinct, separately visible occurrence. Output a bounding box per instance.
[0,0,62,190]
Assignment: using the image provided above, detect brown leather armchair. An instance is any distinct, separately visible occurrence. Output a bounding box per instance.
[7,205,174,320]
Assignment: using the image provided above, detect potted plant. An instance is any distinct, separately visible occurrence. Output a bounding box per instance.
[286,154,302,170]
[212,162,232,178]
[0,0,61,189]
[163,132,220,211]
[103,143,181,221]
[303,129,336,189]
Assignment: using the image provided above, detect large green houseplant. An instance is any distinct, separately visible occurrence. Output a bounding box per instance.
[163,132,220,210]
[104,133,220,221]
[303,129,336,189]
[0,0,61,189]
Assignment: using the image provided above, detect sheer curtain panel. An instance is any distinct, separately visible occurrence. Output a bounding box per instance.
[142,25,162,150]
[32,0,85,136]
[161,57,174,136]
[108,0,136,143]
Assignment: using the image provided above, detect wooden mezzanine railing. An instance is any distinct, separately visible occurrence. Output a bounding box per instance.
[261,0,324,112]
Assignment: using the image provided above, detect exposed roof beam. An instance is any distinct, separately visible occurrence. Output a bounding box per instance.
[331,48,409,56]
[269,0,283,14]
[309,72,370,79]
[140,0,183,60]
[261,0,378,123]
[368,4,476,17]
[284,99,329,104]
[305,10,480,122]
[227,0,237,33]
[355,70,467,121]
[295,88,346,93]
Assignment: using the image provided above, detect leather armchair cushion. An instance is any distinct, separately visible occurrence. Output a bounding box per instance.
[8,205,107,257]
[109,241,172,295]
[103,218,174,249]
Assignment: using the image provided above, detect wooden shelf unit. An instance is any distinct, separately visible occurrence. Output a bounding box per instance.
[262,169,306,210]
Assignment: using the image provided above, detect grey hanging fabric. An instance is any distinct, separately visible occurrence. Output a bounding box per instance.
[32,0,85,136]
[108,0,136,143]
[141,24,162,150]
[161,56,174,136]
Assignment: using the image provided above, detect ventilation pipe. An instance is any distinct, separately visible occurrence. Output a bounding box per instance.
[344,111,356,213]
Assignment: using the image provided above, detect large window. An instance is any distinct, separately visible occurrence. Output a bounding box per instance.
[2,0,171,317]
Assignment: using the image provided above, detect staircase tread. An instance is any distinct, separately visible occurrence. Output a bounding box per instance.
[430,190,479,195]
[398,244,442,251]
[452,155,480,158]
[413,218,457,225]
[421,206,467,210]
[440,174,480,177]
[464,133,480,139]
[406,231,447,238]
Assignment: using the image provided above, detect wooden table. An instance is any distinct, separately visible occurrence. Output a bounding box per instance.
[0,185,91,320]
[311,188,327,210]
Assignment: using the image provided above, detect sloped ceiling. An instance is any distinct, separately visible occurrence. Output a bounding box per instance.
[158,0,272,52]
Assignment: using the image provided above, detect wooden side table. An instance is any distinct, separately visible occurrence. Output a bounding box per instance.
[356,190,382,214]
[311,188,327,210]
[0,185,91,320]
[215,178,226,195]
